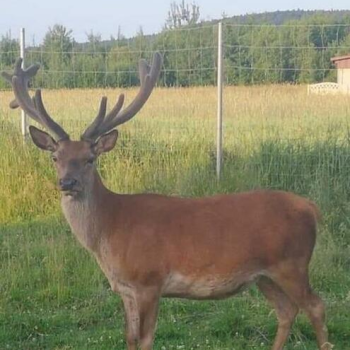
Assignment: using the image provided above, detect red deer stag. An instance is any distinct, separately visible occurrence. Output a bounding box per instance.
[2,56,331,350]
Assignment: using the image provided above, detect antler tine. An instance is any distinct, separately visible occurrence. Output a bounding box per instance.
[103,94,125,125]
[11,76,43,125]
[110,52,162,128]
[81,95,124,141]
[1,58,40,111]
[34,90,70,140]
[1,58,69,141]
[82,93,125,141]
[80,97,107,141]
[81,52,162,142]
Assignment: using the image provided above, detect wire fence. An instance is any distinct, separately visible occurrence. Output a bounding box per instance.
[0,24,218,89]
[1,22,350,196]
[1,22,350,89]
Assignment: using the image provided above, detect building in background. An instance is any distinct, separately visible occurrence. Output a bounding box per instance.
[308,54,350,95]
[331,54,350,93]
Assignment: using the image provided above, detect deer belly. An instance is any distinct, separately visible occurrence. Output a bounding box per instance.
[162,272,258,300]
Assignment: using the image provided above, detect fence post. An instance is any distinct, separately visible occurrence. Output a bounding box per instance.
[216,22,223,180]
[20,27,28,138]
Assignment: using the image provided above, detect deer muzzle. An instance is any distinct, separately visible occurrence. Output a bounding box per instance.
[59,178,78,192]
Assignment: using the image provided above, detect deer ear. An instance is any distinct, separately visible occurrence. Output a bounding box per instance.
[29,125,58,152]
[93,130,118,155]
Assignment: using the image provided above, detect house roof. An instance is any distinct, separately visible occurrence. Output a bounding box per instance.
[331,54,350,63]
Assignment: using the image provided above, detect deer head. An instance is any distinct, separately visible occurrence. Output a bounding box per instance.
[2,54,162,197]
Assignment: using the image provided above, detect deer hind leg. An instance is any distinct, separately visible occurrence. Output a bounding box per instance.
[269,262,331,350]
[302,292,331,350]
[257,277,299,350]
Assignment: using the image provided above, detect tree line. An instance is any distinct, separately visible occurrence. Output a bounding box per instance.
[1,11,350,89]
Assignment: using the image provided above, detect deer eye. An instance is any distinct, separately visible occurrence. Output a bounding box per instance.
[86,158,94,165]
[52,156,58,162]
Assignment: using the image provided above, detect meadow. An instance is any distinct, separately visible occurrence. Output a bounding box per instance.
[0,85,350,349]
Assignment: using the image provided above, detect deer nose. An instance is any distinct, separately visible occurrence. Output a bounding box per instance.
[59,178,77,191]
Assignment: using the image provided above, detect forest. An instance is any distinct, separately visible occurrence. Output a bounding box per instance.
[1,9,350,88]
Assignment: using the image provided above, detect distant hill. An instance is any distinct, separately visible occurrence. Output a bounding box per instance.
[217,9,350,26]
[70,10,350,50]
[90,10,350,48]
[114,10,350,50]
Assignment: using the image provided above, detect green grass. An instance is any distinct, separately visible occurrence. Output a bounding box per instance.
[1,219,349,349]
[1,85,350,349]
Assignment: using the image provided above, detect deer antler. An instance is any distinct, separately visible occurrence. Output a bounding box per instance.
[1,58,69,141]
[81,52,162,142]
[2,54,162,142]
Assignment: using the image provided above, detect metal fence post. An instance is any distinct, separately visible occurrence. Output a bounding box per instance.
[20,27,28,138]
[216,22,223,180]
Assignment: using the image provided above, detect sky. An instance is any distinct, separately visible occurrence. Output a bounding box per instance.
[1,0,350,43]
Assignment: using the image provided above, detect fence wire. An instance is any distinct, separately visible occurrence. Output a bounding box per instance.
[1,23,350,197]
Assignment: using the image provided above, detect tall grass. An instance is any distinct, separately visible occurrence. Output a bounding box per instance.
[0,85,350,349]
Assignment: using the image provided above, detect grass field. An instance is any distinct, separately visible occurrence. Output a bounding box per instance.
[1,85,350,349]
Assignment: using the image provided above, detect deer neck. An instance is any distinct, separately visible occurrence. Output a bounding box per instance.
[61,169,112,252]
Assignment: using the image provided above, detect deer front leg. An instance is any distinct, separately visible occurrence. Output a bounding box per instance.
[121,291,140,350]
[138,288,160,350]
[121,287,160,350]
